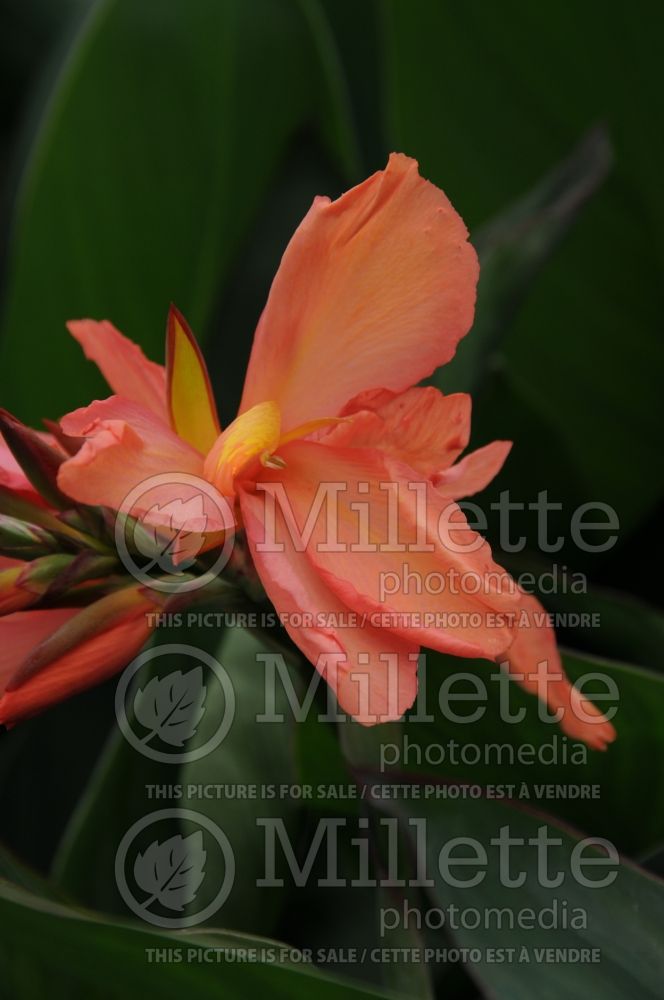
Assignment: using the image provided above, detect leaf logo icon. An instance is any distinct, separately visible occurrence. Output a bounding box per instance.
[133,495,208,573]
[134,667,207,747]
[133,831,206,912]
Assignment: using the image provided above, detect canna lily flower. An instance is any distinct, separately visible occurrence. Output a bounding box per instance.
[2,154,615,747]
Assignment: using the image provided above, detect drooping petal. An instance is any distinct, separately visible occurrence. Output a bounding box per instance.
[500,592,617,750]
[248,440,518,660]
[241,153,479,430]
[166,306,221,454]
[0,592,154,724]
[240,485,419,723]
[324,386,471,477]
[68,320,167,420]
[434,440,512,500]
[58,397,231,533]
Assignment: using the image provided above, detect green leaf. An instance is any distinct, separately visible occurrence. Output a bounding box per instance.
[52,719,173,915]
[0,841,67,901]
[382,0,664,534]
[55,625,305,938]
[336,721,433,999]
[374,884,433,1000]
[347,651,664,857]
[296,710,354,816]
[0,0,319,422]
[179,627,304,934]
[371,789,664,1000]
[295,0,362,181]
[548,590,664,675]
[501,552,664,674]
[0,877,396,999]
[435,127,611,395]
[52,625,223,914]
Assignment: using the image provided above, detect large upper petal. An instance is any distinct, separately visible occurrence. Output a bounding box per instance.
[500,592,617,750]
[240,154,479,430]
[240,486,419,723]
[68,320,167,420]
[246,440,518,659]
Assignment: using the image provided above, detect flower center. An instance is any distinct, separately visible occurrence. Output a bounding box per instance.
[203,402,340,495]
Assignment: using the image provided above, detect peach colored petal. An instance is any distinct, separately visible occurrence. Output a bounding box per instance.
[500,592,616,750]
[241,153,479,430]
[338,388,397,415]
[240,485,419,723]
[68,319,167,420]
[59,396,173,440]
[0,600,153,724]
[250,440,518,660]
[434,440,512,500]
[0,608,77,697]
[323,386,471,477]
[58,396,214,520]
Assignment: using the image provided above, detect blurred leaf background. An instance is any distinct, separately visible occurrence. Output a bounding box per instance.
[0,0,662,997]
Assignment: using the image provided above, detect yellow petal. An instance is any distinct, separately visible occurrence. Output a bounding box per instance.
[166,305,221,454]
[204,401,281,495]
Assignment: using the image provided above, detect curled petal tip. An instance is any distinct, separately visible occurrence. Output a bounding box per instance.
[560,691,617,751]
